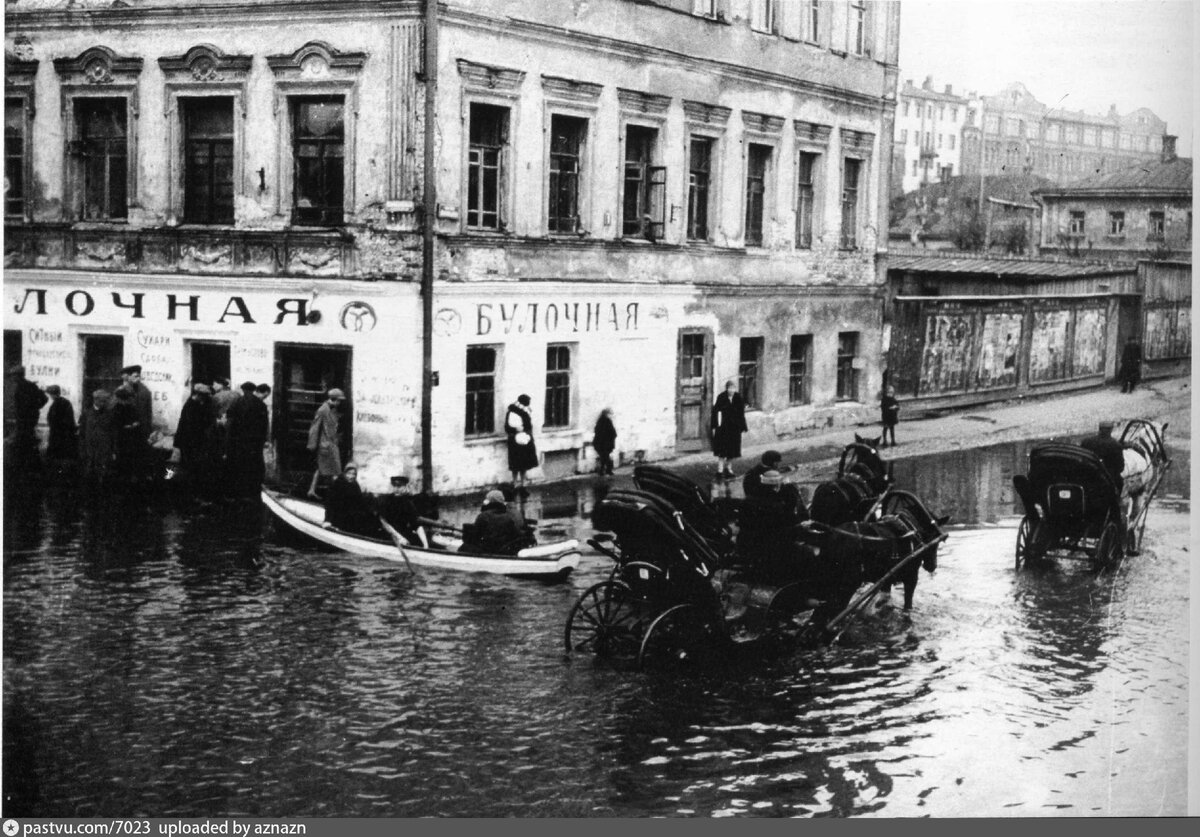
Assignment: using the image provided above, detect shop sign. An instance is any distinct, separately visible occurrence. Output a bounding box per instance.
[12,288,315,326]
[466,301,642,337]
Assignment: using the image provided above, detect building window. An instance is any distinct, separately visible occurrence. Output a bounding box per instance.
[899,128,907,143]
[687,137,713,241]
[751,0,778,34]
[937,105,945,121]
[807,0,820,41]
[4,98,26,219]
[744,143,771,247]
[544,344,572,428]
[912,130,919,146]
[1083,127,1097,146]
[1148,211,1165,241]
[850,1,867,54]
[548,114,586,234]
[836,332,859,401]
[788,334,812,405]
[911,160,918,176]
[903,101,910,118]
[291,96,344,226]
[465,345,497,436]
[468,102,509,231]
[72,98,128,221]
[1108,211,1125,236]
[951,106,958,121]
[738,337,764,409]
[182,98,235,225]
[1068,210,1085,236]
[623,124,665,240]
[938,133,943,148]
[692,0,717,17]
[796,151,817,249]
[840,158,861,249]
[949,135,956,150]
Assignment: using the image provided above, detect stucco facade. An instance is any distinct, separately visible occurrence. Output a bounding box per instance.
[5,0,899,493]
[894,77,972,193]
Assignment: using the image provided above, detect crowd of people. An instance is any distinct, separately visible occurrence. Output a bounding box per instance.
[4,363,271,500]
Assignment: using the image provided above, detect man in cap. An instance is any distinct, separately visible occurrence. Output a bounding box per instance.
[744,449,785,498]
[78,388,116,486]
[464,489,530,555]
[378,475,426,546]
[1080,420,1127,491]
[306,387,346,498]
[120,365,154,442]
[227,383,271,497]
[736,468,806,576]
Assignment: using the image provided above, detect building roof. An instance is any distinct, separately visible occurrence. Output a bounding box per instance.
[1034,156,1192,196]
[887,254,1136,279]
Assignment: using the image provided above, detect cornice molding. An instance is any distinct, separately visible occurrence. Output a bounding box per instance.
[794,119,833,145]
[267,40,368,80]
[456,59,525,94]
[840,127,875,153]
[159,44,252,84]
[617,88,671,116]
[53,46,143,85]
[541,74,603,104]
[6,1,421,28]
[4,56,39,87]
[742,110,785,136]
[682,100,732,127]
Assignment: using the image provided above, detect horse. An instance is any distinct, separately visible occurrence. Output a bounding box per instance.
[808,435,893,527]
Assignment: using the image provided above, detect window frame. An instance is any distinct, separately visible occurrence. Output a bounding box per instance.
[751,0,780,34]
[466,100,511,233]
[806,0,821,44]
[744,142,772,248]
[268,42,365,228]
[4,91,33,222]
[465,344,501,438]
[682,100,731,245]
[179,96,238,225]
[1148,210,1165,241]
[738,336,765,410]
[849,0,869,55]
[788,334,813,405]
[838,128,874,251]
[617,89,671,242]
[1107,210,1126,237]
[741,111,784,249]
[543,343,576,430]
[1068,210,1086,236]
[542,75,602,238]
[687,135,715,242]
[836,331,860,402]
[70,95,132,222]
[54,48,143,224]
[795,149,820,249]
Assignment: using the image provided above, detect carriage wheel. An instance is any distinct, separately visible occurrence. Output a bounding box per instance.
[1094,521,1123,572]
[636,603,718,671]
[564,580,643,665]
[1015,515,1042,569]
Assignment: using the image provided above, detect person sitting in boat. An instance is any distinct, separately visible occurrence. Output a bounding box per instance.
[461,489,532,555]
[323,463,381,537]
[378,475,431,547]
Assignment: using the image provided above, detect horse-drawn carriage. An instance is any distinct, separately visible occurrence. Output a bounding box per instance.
[565,440,947,670]
[1012,420,1170,571]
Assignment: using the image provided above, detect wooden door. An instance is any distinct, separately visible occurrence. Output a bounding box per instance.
[675,328,712,452]
[274,344,351,476]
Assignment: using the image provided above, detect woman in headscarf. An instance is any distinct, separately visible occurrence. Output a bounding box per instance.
[322,463,379,537]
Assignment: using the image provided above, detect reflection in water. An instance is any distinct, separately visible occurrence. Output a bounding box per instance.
[2,441,1190,817]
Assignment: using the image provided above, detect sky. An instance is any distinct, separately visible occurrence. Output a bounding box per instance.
[898,0,1194,156]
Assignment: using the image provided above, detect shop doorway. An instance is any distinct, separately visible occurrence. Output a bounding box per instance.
[188,340,231,390]
[274,344,352,478]
[675,328,713,452]
[81,334,125,410]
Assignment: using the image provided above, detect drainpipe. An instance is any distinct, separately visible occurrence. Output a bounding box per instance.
[421,0,438,492]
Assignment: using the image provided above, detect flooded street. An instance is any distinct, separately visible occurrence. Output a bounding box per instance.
[2,440,1190,817]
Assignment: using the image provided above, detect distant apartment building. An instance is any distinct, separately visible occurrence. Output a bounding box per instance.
[894,76,972,193]
[961,82,1166,185]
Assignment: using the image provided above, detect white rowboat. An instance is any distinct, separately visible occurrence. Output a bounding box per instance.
[261,489,581,580]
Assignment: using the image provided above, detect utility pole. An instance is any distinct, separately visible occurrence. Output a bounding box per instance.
[420,0,438,492]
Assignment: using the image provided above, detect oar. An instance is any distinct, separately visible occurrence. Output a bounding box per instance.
[417,515,464,536]
[378,516,417,575]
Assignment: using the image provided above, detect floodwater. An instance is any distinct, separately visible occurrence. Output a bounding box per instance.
[2,440,1190,817]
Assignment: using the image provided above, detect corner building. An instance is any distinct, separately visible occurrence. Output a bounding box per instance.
[5,0,899,493]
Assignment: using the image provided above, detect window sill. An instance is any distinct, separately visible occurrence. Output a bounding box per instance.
[464,434,502,446]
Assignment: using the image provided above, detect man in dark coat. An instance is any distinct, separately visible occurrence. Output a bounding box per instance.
[121,364,154,481]
[44,385,78,464]
[6,365,48,473]
[592,408,617,475]
[79,388,116,486]
[1119,336,1143,393]
[711,380,747,478]
[505,394,538,496]
[744,450,784,498]
[173,384,215,493]
[111,386,144,485]
[1080,420,1127,492]
[463,489,528,555]
[226,383,271,497]
[378,475,426,546]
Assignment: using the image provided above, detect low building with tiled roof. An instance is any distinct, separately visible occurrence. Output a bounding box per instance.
[1033,136,1192,261]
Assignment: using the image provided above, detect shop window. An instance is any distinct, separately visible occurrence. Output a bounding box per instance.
[789,335,812,405]
[1108,211,1125,237]
[796,151,818,249]
[1148,211,1165,241]
[72,98,128,221]
[182,98,235,225]
[622,124,665,240]
[465,345,498,436]
[739,337,764,409]
[544,344,572,428]
[292,96,345,226]
[836,332,859,401]
[548,114,587,234]
[468,103,510,231]
[188,341,231,389]
[840,157,861,249]
[4,98,26,219]
[687,137,713,241]
[744,144,771,247]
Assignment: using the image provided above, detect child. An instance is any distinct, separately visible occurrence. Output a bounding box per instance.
[880,386,899,447]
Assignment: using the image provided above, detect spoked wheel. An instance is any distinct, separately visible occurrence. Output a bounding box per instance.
[564,580,644,666]
[1094,521,1124,573]
[636,603,719,671]
[1015,515,1037,570]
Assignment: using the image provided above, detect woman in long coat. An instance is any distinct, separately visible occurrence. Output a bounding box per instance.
[592,408,617,475]
[505,394,538,495]
[711,380,747,478]
[44,385,78,463]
